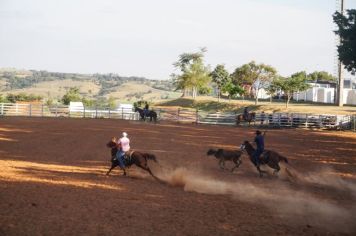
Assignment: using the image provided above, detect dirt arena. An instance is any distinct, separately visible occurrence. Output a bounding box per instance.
[1,117,356,236]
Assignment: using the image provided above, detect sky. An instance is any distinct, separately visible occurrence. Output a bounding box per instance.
[0,0,356,80]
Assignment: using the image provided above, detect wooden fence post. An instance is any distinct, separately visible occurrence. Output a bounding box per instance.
[196,109,199,124]
[83,106,86,118]
[108,107,111,119]
[177,108,180,122]
[29,104,32,117]
[41,104,44,117]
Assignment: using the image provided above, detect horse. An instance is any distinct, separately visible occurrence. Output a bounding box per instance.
[106,140,160,181]
[240,140,288,177]
[207,148,242,172]
[134,107,157,122]
[236,112,256,125]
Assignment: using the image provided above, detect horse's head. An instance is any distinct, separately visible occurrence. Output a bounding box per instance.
[106,140,117,148]
[240,140,251,150]
[207,149,217,156]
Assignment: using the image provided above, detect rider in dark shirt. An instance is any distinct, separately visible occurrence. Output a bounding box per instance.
[243,107,249,120]
[143,103,149,117]
[253,130,265,166]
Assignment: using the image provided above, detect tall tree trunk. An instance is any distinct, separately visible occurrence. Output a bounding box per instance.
[286,94,291,108]
[217,87,220,102]
[192,87,197,99]
[255,88,259,105]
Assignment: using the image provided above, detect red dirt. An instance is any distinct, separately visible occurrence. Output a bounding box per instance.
[1,117,356,236]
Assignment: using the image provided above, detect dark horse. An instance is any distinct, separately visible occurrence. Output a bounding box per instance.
[134,107,157,122]
[207,149,242,172]
[240,140,288,177]
[236,112,256,125]
[106,140,160,181]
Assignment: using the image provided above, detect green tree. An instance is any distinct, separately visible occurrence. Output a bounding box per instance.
[265,80,281,103]
[231,61,277,104]
[0,94,6,103]
[107,96,116,109]
[210,64,230,101]
[273,72,310,108]
[5,93,42,103]
[308,71,336,82]
[172,48,211,99]
[221,80,244,101]
[61,87,81,105]
[333,9,356,74]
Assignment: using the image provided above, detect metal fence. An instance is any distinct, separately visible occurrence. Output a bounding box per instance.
[0,103,139,120]
[1,103,355,131]
[157,108,355,131]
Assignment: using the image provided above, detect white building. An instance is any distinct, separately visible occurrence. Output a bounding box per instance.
[293,78,356,105]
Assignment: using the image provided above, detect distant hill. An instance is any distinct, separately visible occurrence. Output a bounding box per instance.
[0,68,181,103]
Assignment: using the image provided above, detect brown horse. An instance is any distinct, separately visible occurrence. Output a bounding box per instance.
[240,140,288,177]
[207,149,242,172]
[236,112,256,125]
[106,140,160,181]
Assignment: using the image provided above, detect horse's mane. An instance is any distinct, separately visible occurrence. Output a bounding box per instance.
[244,141,255,151]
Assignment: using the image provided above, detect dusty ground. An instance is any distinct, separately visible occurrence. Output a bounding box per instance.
[0,117,356,236]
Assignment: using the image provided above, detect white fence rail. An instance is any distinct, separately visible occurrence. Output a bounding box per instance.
[0,103,140,120]
[1,103,354,131]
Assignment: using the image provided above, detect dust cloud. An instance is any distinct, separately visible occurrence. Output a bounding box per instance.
[155,166,356,233]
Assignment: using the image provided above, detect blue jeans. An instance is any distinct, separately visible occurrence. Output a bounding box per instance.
[116,150,125,168]
[253,149,264,166]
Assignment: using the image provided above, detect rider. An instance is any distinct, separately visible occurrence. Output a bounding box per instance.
[115,132,131,169]
[243,107,249,120]
[253,130,265,166]
[143,103,149,117]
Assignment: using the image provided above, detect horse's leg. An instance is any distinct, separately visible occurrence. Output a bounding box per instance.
[231,158,241,172]
[106,166,114,175]
[256,165,265,177]
[106,161,117,176]
[137,163,162,182]
[122,167,127,176]
[219,159,224,170]
[273,163,281,176]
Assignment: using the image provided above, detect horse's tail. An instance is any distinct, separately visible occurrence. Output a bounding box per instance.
[279,155,288,164]
[145,153,158,163]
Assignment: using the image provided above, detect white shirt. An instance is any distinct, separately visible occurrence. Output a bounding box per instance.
[119,137,130,152]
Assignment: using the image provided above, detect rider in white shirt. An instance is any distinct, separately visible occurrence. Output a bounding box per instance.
[116,132,130,168]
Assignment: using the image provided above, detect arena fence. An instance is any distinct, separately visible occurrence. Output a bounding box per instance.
[0,103,355,131]
[0,103,139,120]
[156,108,355,131]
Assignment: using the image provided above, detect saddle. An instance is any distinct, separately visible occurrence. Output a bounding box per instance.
[123,150,135,164]
[259,151,270,164]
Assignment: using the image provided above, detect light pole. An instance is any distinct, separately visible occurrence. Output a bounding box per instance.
[337,0,345,106]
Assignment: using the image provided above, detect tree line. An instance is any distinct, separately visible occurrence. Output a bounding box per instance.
[172,48,336,107]
[172,8,356,108]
